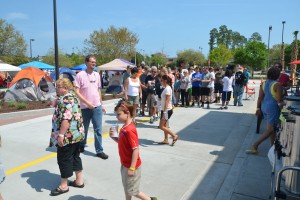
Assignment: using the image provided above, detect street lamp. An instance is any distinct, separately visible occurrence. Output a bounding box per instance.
[53,0,59,81]
[281,21,286,71]
[199,46,203,53]
[267,25,272,70]
[29,39,35,59]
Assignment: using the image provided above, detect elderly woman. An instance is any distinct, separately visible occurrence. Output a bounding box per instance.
[180,69,190,107]
[50,78,85,196]
[246,67,283,154]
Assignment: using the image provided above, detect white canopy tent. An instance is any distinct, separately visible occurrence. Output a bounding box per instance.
[97,58,135,71]
[0,60,21,76]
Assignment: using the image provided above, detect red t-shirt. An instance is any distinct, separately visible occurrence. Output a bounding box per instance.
[118,123,142,169]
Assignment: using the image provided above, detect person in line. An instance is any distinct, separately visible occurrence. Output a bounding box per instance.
[109,101,158,200]
[139,66,150,116]
[214,67,224,103]
[50,78,85,196]
[0,135,5,200]
[122,65,132,93]
[246,67,283,154]
[233,66,246,106]
[190,66,202,107]
[124,67,142,124]
[174,73,181,107]
[145,66,158,124]
[180,69,190,107]
[200,67,213,109]
[208,67,216,103]
[74,55,108,159]
[158,75,179,145]
[220,69,234,110]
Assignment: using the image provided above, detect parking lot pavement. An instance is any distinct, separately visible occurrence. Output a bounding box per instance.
[0,81,272,199]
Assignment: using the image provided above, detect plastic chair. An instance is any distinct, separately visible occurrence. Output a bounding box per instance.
[245,83,255,100]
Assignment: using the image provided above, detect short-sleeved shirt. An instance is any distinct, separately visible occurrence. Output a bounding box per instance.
[161,85,173,111]
[145,75,156,94]
[278,73,290,87]
[191,72,202,87]
[215,72,224,84]
[50,92,85,147]
[222,76,234,92]
[139,73,148,92]
[118,123,142,169]
[74,70,101,109]
[201,72,213,87]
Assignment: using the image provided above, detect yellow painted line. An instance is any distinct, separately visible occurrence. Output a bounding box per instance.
[5,109,177,175]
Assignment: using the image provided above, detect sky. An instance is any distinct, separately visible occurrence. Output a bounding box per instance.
[0,0,299,60]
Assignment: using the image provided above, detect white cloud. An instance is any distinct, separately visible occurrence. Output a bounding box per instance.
[7,12,29,20]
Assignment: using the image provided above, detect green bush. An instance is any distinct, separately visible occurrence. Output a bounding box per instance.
[8,102,16,107]
[16,102,27,109]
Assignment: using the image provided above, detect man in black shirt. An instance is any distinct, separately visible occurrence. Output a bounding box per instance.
[233,66,246,106]
[145,66,158,123]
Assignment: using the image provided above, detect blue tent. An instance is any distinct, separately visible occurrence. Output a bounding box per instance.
[71,63,97,71]
[19,61,55,70]
[50,67,76,81]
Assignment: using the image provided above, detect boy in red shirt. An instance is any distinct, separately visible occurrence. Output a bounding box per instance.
[110,101,157,200]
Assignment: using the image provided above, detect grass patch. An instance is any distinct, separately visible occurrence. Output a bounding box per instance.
[16,102,27,110]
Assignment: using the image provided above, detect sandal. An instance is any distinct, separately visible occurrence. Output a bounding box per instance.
[171,136,179,146]
[50,187,69,196]
[245,149,258,154]
[158,141,169,145]
[69,180,85,188]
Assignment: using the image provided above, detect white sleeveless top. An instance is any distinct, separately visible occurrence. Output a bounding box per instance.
[128,78,140,96]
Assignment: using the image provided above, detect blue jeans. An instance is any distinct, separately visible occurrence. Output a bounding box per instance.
[81,106,103,153]
[233,85,245,106]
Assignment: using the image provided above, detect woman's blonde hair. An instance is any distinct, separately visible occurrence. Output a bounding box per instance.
[56,78,74,90]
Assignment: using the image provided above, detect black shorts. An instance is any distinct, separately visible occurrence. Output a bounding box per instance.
[222,91,232,101]
[57,142,83,178]
[200,87,210,96]
[160,109,173,120]
[192,86,200,96]
[214,83,223,93]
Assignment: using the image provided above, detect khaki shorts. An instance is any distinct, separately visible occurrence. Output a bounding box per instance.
[121,165,141,196]
[128,95,140,105]
[147,93,157,107]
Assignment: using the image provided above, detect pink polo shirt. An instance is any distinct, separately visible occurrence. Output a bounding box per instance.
[75,70,102,109]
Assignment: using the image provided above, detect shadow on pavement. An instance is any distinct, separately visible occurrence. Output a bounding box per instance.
[68,195,107,200]
[21,170,60,192]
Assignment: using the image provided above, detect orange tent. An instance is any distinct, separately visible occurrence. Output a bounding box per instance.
[9,67,52,88]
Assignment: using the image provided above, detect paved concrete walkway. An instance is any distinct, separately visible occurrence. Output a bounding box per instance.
[0,81,273,200]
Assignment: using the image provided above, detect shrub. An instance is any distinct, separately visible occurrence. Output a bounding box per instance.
[8,102,16,107]
[16,102,27,110]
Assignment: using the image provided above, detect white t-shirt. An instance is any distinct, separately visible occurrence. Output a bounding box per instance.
[161,85,173,111]
[222,76,233,92]
[208,72,215,88]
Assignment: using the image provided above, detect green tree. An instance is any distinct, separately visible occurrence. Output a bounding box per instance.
[249,32,262,42]
[209,28,218,52]
[0,19,27,65]
[149,53,167,67]
[233,47,247,66]
[244,41,267,70]
[176,49,205,67]
[231,32,247,49]
[84,26,139,65]
[42,49,73,67]
[285,40,300,67]
[209,44,233,66]
[269,44,283,66]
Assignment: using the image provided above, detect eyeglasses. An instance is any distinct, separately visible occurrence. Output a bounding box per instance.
[89,61,96,64]
[151,71,157,73]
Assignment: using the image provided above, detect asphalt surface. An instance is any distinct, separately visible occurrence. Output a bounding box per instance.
[0,80,273,200]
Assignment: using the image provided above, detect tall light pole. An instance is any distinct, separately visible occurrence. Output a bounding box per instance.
[30,39,35,59]
[267,25,272,70]
[199,46,203,54]
[53,0,59,81]
[281,21,286,71]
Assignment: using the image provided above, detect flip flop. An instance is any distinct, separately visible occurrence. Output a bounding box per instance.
[69,180,85,188]
[171,136,179,146]
[158,141,169,145]
[246,149,258,154]
[50,187,69,196]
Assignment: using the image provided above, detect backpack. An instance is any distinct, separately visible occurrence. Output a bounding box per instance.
[235,71,246,85]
